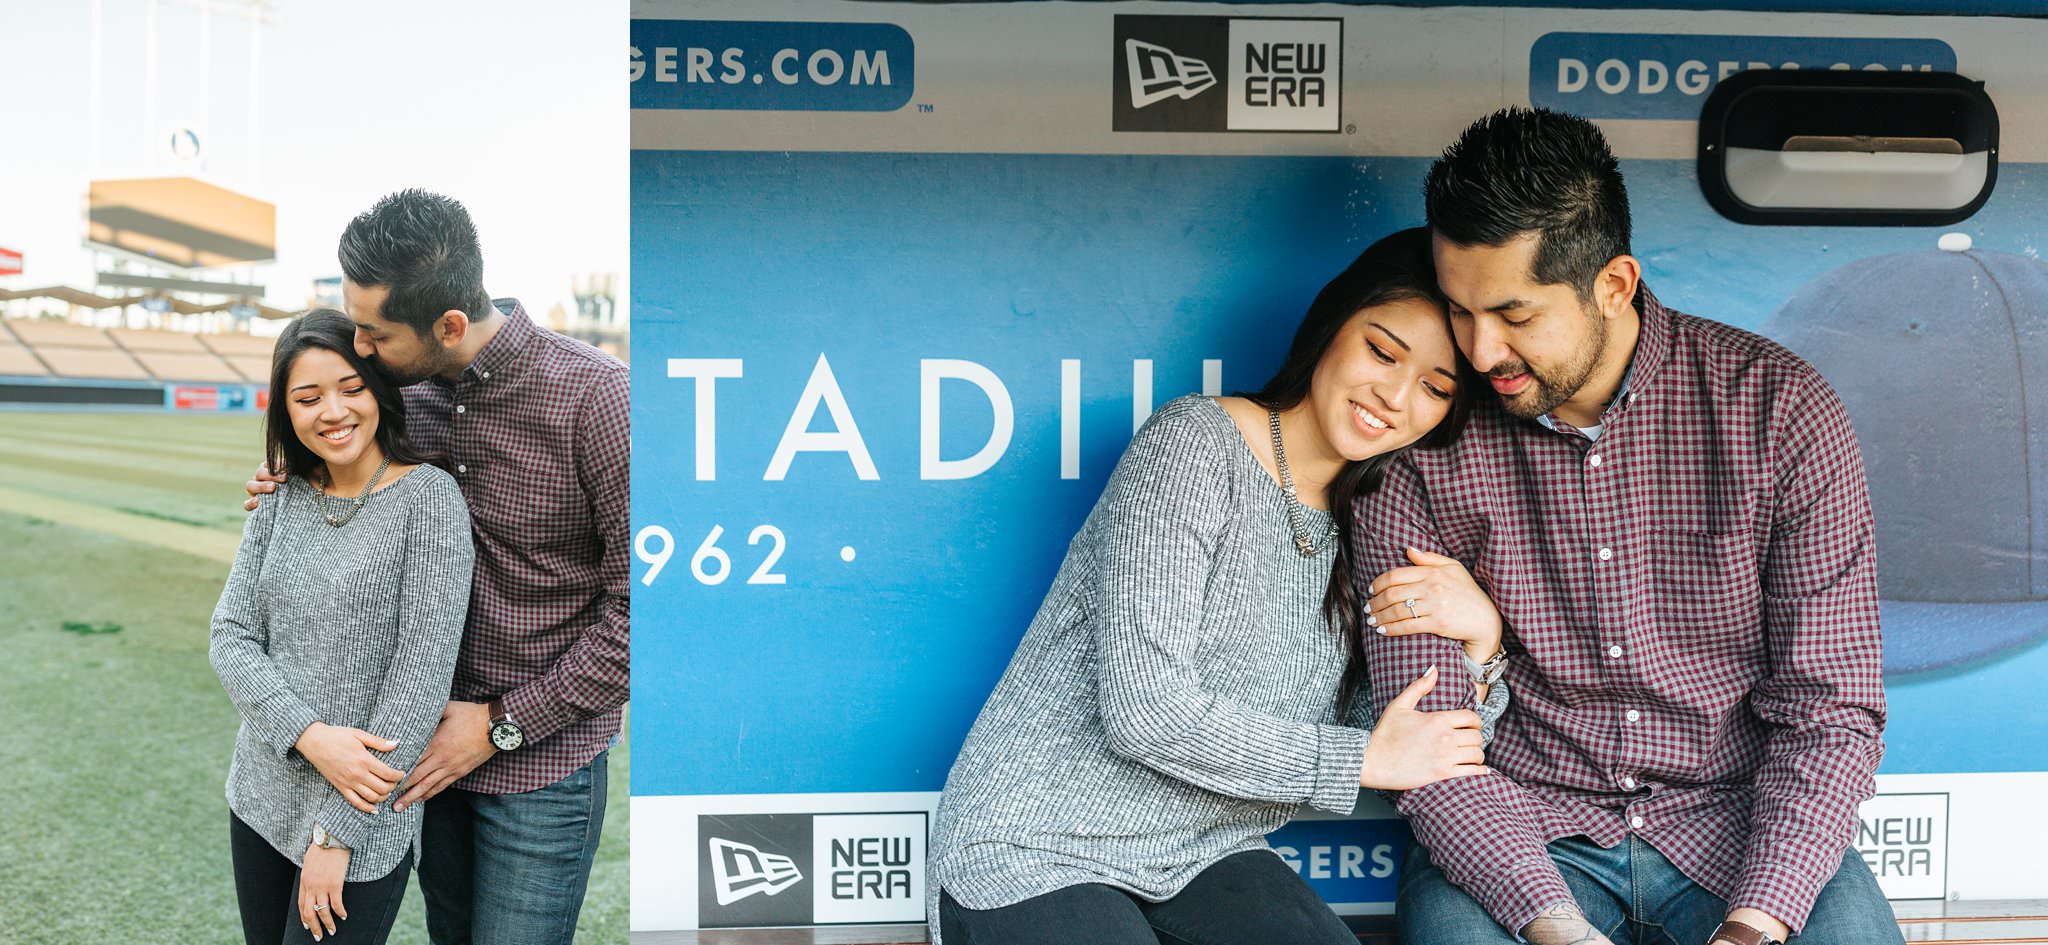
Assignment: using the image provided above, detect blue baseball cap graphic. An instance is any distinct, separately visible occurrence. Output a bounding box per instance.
[1761,244,2048,677]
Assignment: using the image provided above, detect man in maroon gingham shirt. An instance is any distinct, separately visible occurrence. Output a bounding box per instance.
[250,190,627,944]
[1354,110,1898,945]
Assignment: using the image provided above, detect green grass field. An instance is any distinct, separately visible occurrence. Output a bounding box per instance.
[0,410,627,944]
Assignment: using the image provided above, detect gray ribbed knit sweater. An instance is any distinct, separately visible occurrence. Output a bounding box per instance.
[209,463,473,882]
[928,396,1505,933]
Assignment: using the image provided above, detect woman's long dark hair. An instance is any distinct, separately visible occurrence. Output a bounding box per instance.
[264,308,432,481]
[1243,227,1485,721]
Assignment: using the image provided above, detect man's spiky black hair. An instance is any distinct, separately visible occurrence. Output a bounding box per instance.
[338,189,493,336]
[1424,107,1631,298]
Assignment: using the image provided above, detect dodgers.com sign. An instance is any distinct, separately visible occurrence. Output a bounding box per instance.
[630,20,914,112]
[1529,33,1955,119]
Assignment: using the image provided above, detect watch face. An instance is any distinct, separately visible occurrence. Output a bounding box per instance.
[490,721,524,751]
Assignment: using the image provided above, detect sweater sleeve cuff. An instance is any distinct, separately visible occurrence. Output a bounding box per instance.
[254,693,323,761]
[1475,677,1510,745]
[1310,725,1369,814]
[313,791,378,852]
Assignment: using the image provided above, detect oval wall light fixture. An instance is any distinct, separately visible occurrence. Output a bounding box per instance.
[1698,69,1998,226]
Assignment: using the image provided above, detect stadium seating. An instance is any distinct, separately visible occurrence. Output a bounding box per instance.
[8,318,119,349]
[197,333,278,357]
[31,345,152,380]
[128,351,245,383]
[109,328,211,353]
[0,338,48,376]
[1,317,271,384]
[195,333,279,382]
[224,356,274,383]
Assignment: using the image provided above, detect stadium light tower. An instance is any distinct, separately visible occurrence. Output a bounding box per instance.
[168,0,279,183]
[82,0,280,332]
[90,0,278,182]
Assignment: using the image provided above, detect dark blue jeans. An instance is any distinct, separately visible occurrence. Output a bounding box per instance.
[417,750,609,945]
[1398,836,1905,945]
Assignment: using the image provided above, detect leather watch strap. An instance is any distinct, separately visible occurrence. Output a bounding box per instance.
[1712,920,1779,945]
[488,698,506,722]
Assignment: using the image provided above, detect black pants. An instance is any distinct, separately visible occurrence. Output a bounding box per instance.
[229,812,413,945]
[939,849,1356,945]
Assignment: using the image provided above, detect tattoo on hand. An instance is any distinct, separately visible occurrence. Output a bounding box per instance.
[1523,904,1617,945]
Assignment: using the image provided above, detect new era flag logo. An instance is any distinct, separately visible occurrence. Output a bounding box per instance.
[708,837,804,905]
[1125,38,1216,108]
[1113,15,1340,133]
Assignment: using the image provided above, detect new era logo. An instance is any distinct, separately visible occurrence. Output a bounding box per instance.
[1112,15,1341,133]
[1125,39,1216,109]
[707,837,804,905]
[697,811,931,928]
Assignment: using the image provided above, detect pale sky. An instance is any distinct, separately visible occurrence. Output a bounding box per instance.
[0,0,626,323]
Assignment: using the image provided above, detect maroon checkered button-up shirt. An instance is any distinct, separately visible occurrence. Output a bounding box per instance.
[1353,286,1885,934]
[403,300,630,795]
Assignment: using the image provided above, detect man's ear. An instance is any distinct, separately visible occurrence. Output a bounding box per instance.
[1594,254,1641,321]
[435,309,472,349]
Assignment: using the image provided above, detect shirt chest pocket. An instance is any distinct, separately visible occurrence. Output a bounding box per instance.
[466,440,589,545]
[1645,527,1764,654]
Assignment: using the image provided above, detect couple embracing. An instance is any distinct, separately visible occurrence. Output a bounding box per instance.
[929,109,1902,945]
[208,191,629,944]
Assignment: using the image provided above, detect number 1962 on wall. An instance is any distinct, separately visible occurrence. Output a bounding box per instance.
[635,523,790,586]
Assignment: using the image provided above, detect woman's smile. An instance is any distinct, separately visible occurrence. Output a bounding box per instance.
[1350,400,1394,438]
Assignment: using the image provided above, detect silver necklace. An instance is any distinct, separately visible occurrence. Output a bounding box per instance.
[1269,409,1339,557]
[315,456,392,528]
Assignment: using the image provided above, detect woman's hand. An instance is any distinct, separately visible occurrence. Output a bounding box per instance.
[295,722,405,813]
[1358,667,1488,790]
[1367,548,1503,664]
[298,843,351,941]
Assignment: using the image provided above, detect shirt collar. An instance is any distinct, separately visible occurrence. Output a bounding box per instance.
[458,298,534,386]
[1534,281,1670,438]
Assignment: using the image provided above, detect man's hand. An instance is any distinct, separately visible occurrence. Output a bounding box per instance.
[391,700,497,812]
[244,463,286,512]
[299,843,351,941]
[1710,908,1791,945]
[294,722,404,813]
[1523,903,1618,945]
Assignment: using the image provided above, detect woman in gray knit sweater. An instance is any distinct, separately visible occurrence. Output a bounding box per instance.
[210,310,473,945]
[930,228,1510,944]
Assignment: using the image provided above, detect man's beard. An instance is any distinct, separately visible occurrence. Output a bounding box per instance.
[368,352,439,387]
[1492,302,1608,420]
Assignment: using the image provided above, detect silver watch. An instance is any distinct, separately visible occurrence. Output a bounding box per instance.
[312,822,349,851]
[1464,648,1508,685]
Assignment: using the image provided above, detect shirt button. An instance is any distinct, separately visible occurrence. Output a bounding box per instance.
[1621,775,1636,789]
[1630,815,1646,829]
[1597,547,1614,561]
[1589,454,1603,467]
[482,371,491,379]
[1625,709,1642,723]
[457,465,468,474]
[456,405,467,414]
[1608,645,1624,659]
